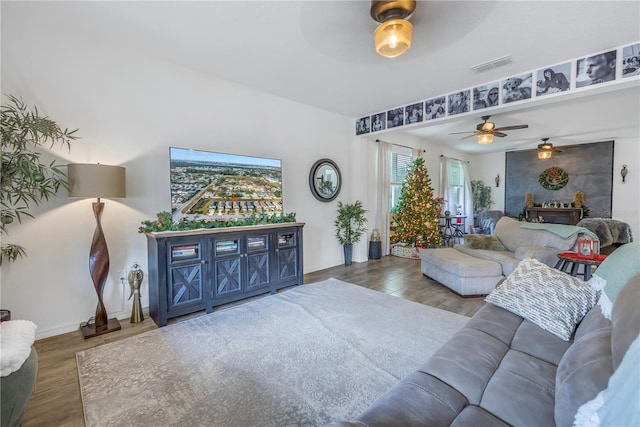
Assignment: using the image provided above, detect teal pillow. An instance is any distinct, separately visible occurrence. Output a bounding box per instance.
[589,242,640,319]
[573,335,640,427]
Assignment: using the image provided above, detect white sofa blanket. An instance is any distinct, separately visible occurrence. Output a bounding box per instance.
[0,320,37,377]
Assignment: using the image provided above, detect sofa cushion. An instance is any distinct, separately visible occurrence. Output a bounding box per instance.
[463,303,524,346]
[450,405,510,427]
[514,246,562,268]
[343,371,469,427]
[462,235,507,251]
[611,272,640,369]
[485,258,598,341]
[511,320,573,366]
[574,305,612,342]
[453,245,520,276]
[420,328,509,405]
[481,349,558,426]
[555,327,613,427]
[494,216,577,253]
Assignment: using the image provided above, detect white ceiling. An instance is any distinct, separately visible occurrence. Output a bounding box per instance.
[5,1,640,153]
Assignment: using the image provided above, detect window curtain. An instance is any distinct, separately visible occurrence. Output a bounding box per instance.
[439,156,451,213]
[461,161,473,233]
[375,141,392,255]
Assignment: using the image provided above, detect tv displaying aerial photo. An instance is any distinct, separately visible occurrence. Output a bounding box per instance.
[169,147,283,222]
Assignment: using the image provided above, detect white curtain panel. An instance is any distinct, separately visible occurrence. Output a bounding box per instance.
[461,161,473,233]
[439,156,451,212]
[375,141,392,255]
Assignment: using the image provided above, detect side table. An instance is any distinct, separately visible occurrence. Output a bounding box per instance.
[554,252,607,280]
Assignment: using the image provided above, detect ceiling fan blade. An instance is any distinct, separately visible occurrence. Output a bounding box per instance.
[493,131,508,137]
[449,131,478,135]
[459,134,477,140]
[493,124,529,131]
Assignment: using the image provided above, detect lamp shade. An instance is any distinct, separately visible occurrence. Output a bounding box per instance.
[374,19,413,58]
[68,163,126,198]
[477,133,494,145]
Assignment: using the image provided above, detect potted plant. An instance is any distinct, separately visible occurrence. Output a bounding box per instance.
[1,95,78,264]
[334,200,367,265]
[471,180,494,214]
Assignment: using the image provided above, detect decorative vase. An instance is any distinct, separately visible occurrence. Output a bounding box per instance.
[444,210,451,217]
[343,244,353,265]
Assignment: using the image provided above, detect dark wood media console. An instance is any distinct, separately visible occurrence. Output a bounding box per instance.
[146,223,304,327]
[526,208,582,225]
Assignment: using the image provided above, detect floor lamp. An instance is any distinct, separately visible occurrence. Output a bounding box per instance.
[68,163,126,339]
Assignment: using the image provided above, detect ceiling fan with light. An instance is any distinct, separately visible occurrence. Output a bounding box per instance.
[370,0,416,58]
[450,115,529,144]
[537,137,563,159]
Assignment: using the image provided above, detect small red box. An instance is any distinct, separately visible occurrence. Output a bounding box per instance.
[577,237,600,258]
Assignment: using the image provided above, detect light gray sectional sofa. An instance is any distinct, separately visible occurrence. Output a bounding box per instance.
[420,216,581,295]
[334,242,640,426]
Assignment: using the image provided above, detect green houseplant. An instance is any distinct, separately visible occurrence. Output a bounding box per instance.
[471,180,494,214]
[1,95,78,264]
[334,200,367,265]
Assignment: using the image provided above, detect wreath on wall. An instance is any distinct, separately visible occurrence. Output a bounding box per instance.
[539,167,569,190]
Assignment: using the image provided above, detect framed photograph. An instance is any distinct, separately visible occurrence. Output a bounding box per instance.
[371,112,386,132]
[404,102,423,124]
[501,73,532,104]
[355,116,370,135]
[536,62,571,96]
[473,82,499,110]
[386,107,404,129]
[424,96,446,121]
[622,43,640,78]
[576,50,616,88]
[447,90,470,116]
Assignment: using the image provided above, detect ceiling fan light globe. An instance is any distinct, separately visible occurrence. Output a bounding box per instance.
[481,122,495,131]
[374,19,412,58]
[477,133,494,144]
[538,150,552,160]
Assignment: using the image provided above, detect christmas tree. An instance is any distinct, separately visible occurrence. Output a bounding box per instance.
[390,157,443,247]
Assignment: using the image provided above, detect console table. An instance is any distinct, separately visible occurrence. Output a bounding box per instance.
[146,223,304,326]
[526,208,582,225]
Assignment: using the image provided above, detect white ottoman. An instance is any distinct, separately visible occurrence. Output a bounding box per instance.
[419,248,503,296]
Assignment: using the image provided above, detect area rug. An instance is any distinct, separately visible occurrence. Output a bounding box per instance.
[77,278,470,427]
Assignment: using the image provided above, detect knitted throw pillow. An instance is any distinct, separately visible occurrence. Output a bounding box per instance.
[485,258,598,341]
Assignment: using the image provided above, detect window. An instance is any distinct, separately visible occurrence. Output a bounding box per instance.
[390,149,412,210]
[447,163,466,214]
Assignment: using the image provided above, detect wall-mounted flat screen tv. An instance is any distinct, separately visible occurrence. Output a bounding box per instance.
[169,147,283,222]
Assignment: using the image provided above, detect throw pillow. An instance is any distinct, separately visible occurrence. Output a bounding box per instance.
[587,242,640,320]
[485,258,598,341]
[463,235,507,251]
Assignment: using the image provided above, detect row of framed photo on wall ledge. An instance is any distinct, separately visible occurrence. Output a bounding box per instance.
[355,41,640,136]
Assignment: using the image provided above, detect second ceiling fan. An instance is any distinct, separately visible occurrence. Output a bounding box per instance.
[450,115,529,144]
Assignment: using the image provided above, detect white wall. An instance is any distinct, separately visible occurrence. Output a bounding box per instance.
[1,15,357,338]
